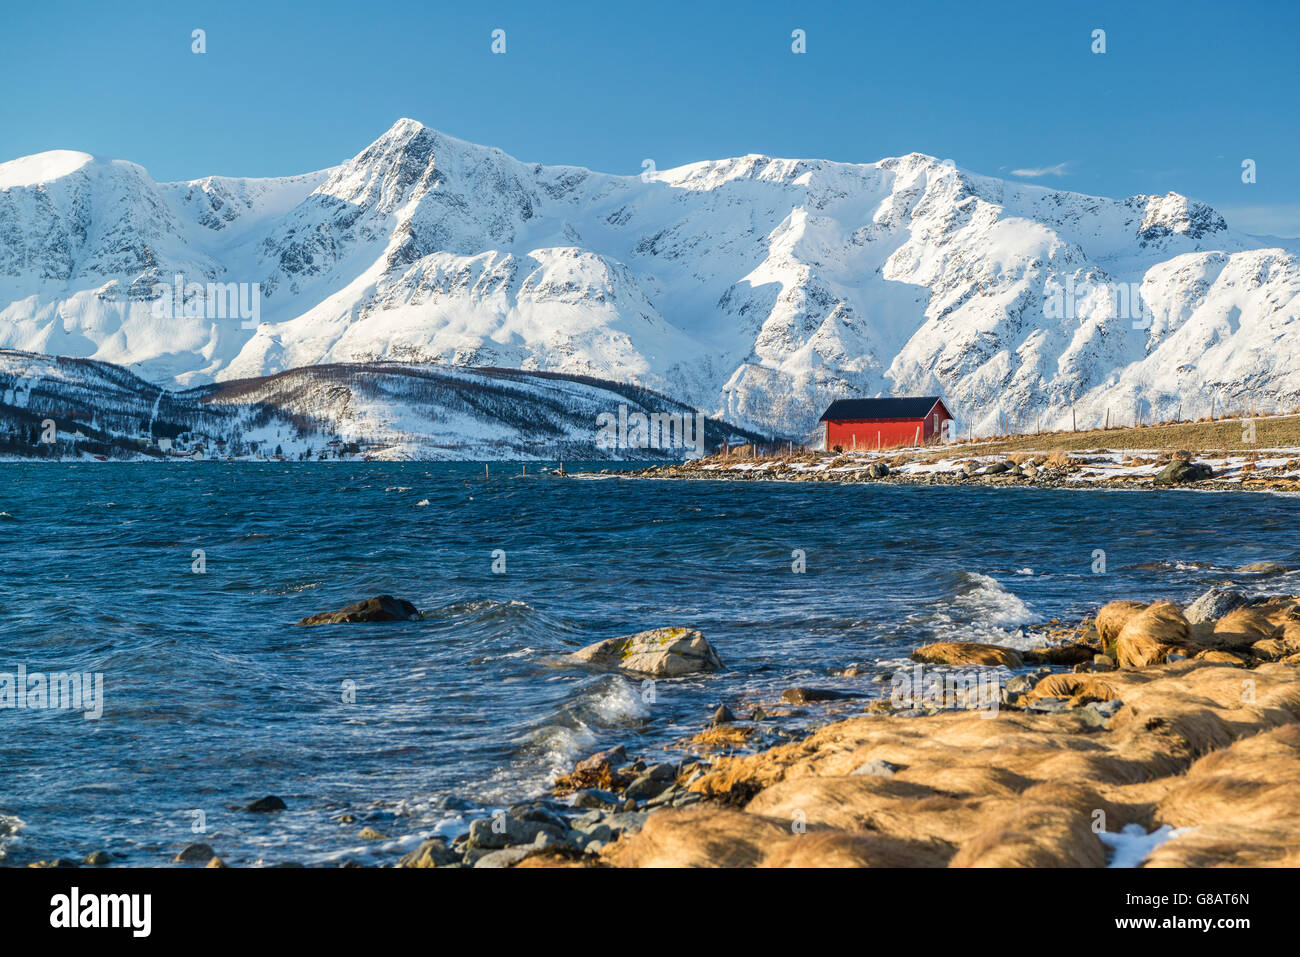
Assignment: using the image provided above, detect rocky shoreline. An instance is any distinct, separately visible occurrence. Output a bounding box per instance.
[396,585,1300,869]
[22,587,1299,869]
[613,447,1300,493]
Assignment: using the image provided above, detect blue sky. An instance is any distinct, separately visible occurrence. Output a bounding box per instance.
[3,0,1298,234]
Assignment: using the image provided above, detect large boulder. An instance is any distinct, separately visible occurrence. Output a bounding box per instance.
[1154,459,1213,485]
[1183,587,1248,625]
[297,595,420,625]
[567,627,724,677]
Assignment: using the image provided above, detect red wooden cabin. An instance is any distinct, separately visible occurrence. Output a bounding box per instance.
[819,396,953,450]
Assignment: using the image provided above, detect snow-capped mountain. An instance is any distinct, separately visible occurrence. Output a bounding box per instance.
[2,119,1298,437]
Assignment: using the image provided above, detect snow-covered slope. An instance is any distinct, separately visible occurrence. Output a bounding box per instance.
[2,120,1298,437]
[0,349,756,461]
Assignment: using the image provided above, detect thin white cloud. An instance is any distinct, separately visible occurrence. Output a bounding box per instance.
[1215,203,1300,240]
[1010,162,1071,178]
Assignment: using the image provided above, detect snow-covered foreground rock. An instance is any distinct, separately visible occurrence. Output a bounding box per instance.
[2,119,1298,437]
[0,349,755,461]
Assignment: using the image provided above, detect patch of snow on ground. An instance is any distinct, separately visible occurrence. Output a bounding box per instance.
[1099,823,1194,868]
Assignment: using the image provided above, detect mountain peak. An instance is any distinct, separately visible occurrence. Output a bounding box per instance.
[0,149,94,189]
[1135,191,1228,240]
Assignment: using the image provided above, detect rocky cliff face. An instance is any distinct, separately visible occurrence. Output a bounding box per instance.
[2,121,1297,436]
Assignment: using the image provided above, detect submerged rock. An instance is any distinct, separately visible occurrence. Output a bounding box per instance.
[780,687,858,704]
[243,795,287,813]
[174,842,216,863]
[296,595,420,625]
[567,627,723,677]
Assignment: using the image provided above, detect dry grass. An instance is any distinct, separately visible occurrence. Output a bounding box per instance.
[940,413,1300,457]
[596,660,1300,868]
[1114,601,1190,667]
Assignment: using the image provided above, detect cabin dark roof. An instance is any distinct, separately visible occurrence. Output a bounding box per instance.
[819,397,945,421]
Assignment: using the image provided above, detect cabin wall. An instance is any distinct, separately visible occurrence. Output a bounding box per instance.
[825,412,952,449]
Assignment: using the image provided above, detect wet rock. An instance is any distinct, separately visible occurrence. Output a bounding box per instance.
[1004,669,1053,696]
[507,803,571,831]
[358,827,389,841]
[206,856,227,868]
[1237,561,1290,574]
[473,847,536,869]
[1026,696,1070,714]
[399,837,458,868]
[604,810,649,837]
[174,842,216,863]
[1078,699,1123,729]
[571,788,623,810]
[467,814,565,850]
[572,822,614,844]
[1184,587,1249,625]
[297,594,420,625]
[712,704,735,725]
[83,850,111,866]
[567,627,724,677]
[646,786,683,807]
[866,462,890,479]
[577,745,626,770]
[625,765,677,801]
[29,859,80,868]
[244,796,287,812]
[780,687,858,705]
[911,641,1023,668]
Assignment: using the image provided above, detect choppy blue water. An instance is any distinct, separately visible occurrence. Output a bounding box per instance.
[1,463,1297,866]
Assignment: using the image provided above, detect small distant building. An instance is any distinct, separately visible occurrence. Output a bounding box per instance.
[818,396,954,450]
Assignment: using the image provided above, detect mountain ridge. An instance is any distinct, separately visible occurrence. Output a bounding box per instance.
[2,118,1297,437]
